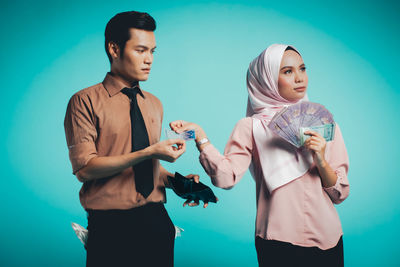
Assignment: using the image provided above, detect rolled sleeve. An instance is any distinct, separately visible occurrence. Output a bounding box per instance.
[64,94,98,175]
[323,123,350,204]
[323,167,349,204]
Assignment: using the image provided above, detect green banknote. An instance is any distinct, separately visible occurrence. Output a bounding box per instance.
[299,123,336,146]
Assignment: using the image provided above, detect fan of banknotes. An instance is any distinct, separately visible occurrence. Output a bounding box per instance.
[268,101,336,148]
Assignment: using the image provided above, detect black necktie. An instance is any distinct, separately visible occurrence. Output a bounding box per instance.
[121,87,154,198]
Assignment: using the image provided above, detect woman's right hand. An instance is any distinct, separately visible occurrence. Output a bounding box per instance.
[169,120,207,143]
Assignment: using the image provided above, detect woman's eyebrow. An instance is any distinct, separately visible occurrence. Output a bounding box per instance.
[281,63,305,70]
[280,66,293,70]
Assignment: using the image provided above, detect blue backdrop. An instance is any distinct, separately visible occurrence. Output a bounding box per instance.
[1,0,399,266]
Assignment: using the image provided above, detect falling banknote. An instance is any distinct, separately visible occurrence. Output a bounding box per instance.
[71,222,184,249]
[299,123,336,146]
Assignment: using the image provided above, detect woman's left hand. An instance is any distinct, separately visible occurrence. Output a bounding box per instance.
[303,130,327,168]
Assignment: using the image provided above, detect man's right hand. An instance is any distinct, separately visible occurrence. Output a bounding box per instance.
[146,139,186,162]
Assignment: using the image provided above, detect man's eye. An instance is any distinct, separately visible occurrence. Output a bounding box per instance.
[151,50,156,54]
[300,67,306,71]
[137,50,145,53]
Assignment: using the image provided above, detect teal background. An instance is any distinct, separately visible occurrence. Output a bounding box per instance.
[1,0,399,266]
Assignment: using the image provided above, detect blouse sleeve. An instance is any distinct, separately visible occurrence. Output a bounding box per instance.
[323,123,350,204]
[199,117,253,189]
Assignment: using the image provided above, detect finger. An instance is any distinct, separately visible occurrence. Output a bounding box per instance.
[175,145,186,158]
[183,199,191,207]
[308,145,319,151]
[170,121,190,134]
[169,120,184,130]
[303,130,317,136]
[310,136,324,143]
[305,130,323,139]
[185,174,199,183]
[189,199,200,207]
[167,138,185,146]
[185,174,195,179]
[307,136,320,142]
[305,137,321,146]
[179,141,187,151]
[203,202,208,208]
[308,139,321,146]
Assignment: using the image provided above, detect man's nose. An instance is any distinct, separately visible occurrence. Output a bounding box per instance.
[144,52,153,65]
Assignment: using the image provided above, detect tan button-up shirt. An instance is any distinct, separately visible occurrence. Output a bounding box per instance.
[64,73,168,210]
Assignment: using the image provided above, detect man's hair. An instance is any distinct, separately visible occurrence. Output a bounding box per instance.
[105,11,156,63]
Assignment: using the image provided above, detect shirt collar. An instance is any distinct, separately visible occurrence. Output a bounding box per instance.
[102,72,145,98]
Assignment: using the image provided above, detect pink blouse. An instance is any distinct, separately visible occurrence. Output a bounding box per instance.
[199,117,349,250]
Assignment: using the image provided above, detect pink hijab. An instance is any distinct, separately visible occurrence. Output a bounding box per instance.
[246,44,313,192]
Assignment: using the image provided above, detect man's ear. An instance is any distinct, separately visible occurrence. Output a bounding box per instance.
[108,42,120,60]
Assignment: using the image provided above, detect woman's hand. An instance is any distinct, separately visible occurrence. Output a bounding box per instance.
[303,130,327,168]
[303,130,339,188]
[169,120,207,142]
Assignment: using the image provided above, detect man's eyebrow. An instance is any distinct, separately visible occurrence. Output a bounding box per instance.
[134,45,149,49]
[134,45,157,50]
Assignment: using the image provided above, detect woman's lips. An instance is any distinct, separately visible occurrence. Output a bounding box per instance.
[142,69,150,73]
[294,86,306,92]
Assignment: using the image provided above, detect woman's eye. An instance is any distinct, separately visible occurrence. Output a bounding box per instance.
[300,67,306,71]
[284,70,292,74]
[137,50,145,53]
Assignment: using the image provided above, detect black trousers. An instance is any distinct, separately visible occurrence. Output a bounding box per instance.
[86,202,175,267]
[255,236,344,267]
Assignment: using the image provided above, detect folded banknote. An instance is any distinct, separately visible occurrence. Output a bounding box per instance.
[299,123,336,146]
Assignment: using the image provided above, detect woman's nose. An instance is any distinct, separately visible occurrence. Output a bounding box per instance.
[295,72,304,83]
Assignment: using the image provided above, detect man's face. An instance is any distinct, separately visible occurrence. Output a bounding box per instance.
[111,28,156,83]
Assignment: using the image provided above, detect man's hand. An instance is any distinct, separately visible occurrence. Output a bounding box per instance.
[181,174,218,208]
[146,139,186,162]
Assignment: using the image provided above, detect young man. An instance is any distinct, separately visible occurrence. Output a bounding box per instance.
[64,11,201,267]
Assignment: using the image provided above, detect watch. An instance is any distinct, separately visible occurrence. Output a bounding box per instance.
[196,137,209,146]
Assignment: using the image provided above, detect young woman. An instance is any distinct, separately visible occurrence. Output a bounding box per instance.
[170,44,349,266]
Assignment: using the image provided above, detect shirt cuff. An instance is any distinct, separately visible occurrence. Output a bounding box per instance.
[323,169,344,193]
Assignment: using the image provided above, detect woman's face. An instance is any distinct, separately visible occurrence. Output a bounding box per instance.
[278,49,308,102]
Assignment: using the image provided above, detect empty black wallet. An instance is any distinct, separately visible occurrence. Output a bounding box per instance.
[167,172,217,203]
